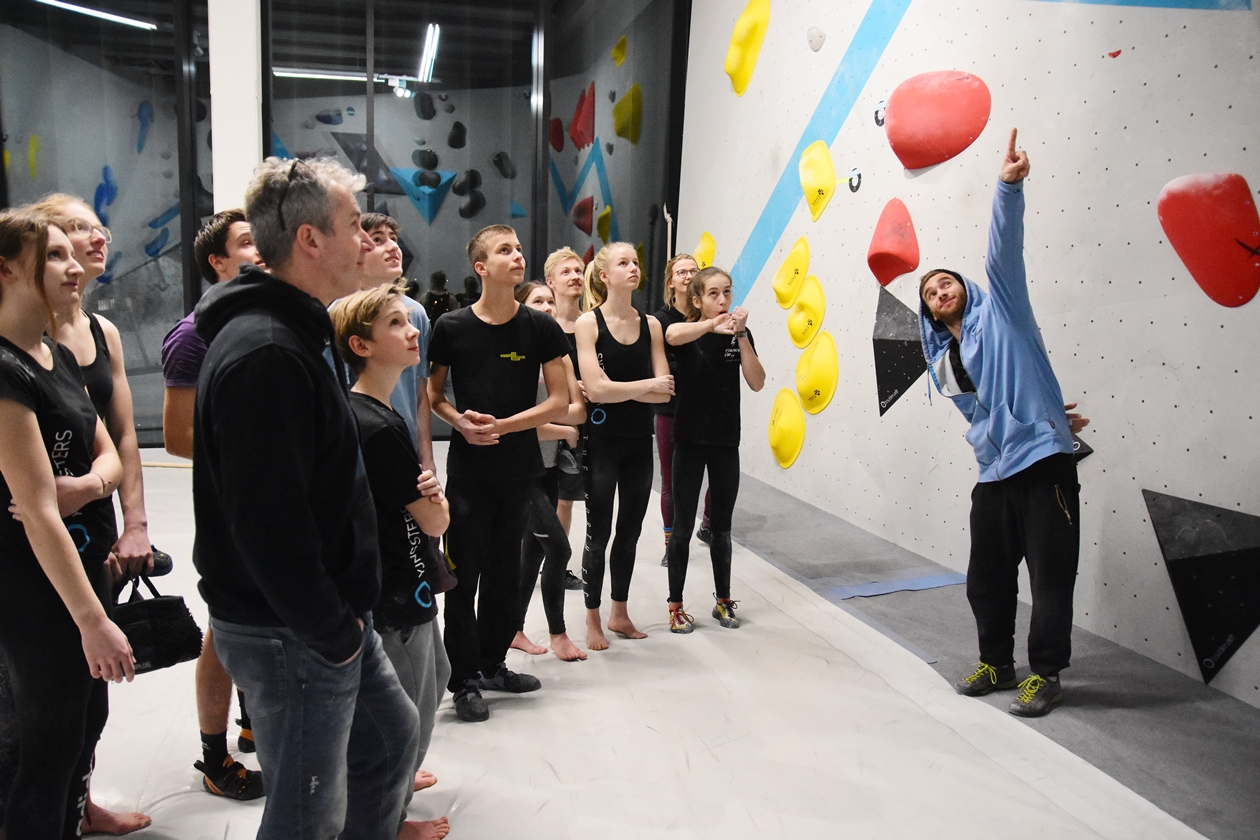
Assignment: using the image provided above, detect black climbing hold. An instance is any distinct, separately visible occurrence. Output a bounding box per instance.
[849,168,862,193]
[415,92,436,121]
[415,170,441,188]
[447,120,466,149]
[874,100,886,127]
[437,92,449,101]
[459,190,486,219]
[444,103,455,113]
[413,148,439,170]
[452,169,481,196]
[491,152,516,179]
[605,142,614,155]
[195,100,208,122]
[608,90,616,102]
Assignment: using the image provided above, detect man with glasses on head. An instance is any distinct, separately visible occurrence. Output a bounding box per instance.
[191,157,422,840]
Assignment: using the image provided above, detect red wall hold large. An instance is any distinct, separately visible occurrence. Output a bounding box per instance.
[572,195,594,235]
[1158,173,1260,308]
[569,82,595,150]
[883,71,991,171]
[867,198,920,287]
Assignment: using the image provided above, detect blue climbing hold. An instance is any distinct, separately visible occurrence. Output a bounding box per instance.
[510,199,527,219]
[148,203,181,230]
[137,101,154,153]
[316,109,343,126]
[144,229,170,258]
[272,133,293,159]
[93,166,118,219]
[389,167,455,225]
[96,252,119,285]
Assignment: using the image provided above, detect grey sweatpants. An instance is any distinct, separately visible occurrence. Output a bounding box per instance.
[379,620,451,774]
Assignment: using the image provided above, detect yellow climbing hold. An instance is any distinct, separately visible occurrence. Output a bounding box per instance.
[612,84,642,145]
[2,149,9,170]
[28,135,40,180]
[796,330,838,415]
[798,140,836,222]
[693,231,716,269]
[767,388,806,469]
[596,205,613,244]
[611,35,627,66]
[772,237,810,309]
[724,0,770,96]
[787,274,825,349]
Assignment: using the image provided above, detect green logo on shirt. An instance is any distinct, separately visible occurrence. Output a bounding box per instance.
[500,351,527,361]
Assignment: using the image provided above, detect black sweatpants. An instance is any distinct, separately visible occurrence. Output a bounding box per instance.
[668,442,740,604]
[967,453,1080,677]
[443,475,531,691]
[519,468,569,636]
[582,434,653,610]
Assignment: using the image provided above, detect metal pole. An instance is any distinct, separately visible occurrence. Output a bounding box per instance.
[173,0,202,313]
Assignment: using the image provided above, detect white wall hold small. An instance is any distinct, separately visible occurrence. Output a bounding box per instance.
[807,27,825,52]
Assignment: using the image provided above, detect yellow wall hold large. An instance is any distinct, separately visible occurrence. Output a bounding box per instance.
[612,84,642,145]
[693,231,716,269]
[798,140,836,222]
[723,0,770,97]
[28,134,40,180]
[611,35,627,66]
[596,205,613,244]
[787,274,825,348]
[772,237,810,309]
[796,330,838,415]
[767,388,806,469]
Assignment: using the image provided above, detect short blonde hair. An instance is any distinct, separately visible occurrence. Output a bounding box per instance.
[329,282,405,374]
[543,247,583,281]
[467,224,516,267]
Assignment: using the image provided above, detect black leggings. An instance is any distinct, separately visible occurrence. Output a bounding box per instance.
[582,434,653,610]
[519,469,570,635]
[667,442,740,604]
[0,565,109,840]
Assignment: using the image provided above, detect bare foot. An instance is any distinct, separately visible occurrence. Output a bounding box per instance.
[82,798,151,836]
[398,817,451,840]
[607,601,647,639]
[413,769,438,791]
[586,609,609,651]
[550,632,587,661]
[510,631,547,655]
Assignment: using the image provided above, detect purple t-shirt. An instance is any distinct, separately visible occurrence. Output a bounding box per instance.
[161,312,209,387]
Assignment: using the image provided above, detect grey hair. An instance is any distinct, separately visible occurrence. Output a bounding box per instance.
[245,157,366,268]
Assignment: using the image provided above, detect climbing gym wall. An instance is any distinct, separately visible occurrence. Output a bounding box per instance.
[676,0,1260,707]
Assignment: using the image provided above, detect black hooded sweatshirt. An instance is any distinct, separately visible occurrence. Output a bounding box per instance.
[192,265,379,664]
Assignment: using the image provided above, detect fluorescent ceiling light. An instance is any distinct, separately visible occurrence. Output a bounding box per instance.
[418,23,440,84]
[31,0,157,31]
[274,67,420,84]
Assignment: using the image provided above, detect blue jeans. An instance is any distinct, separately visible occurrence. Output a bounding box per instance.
[213,615,420,840]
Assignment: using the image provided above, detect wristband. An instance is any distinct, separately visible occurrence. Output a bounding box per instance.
[735,330,748,338]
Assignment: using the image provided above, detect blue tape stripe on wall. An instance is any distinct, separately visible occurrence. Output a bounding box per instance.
[728,0,913,306]
[1034,0,1247,9]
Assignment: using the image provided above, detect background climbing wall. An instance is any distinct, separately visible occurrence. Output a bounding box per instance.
[677,0,1260,707]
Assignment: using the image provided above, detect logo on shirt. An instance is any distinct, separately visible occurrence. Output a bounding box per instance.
[500,351,527,362]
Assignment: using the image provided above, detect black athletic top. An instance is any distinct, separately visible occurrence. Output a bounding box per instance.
[565,330,580,380]
[652,305,685,417]
[673,329,756,447]
[81,313,113,420]
[428,303,570,479]
[350,393,441,629]
[587,308,653,438]
[0,337,116,601]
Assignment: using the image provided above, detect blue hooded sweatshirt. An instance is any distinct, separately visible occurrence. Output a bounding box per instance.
[918,179,1073,483]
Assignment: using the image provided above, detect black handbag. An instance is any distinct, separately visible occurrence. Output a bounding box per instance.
[113,575,204,674]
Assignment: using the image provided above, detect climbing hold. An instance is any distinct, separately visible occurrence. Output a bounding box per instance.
[415,170,441,188]
[605,142,614,155]
[807,26,825,52]
[137,100,154,153]
[767,389,806,469]
[612,35,627,66]
[608,90,616,102]
[160,149,172,160]
[867,198,920,287]
[447,121,467,149]
[93,166,118,218]
[883,71,990,170]
[316,109,343,126]
[491,151,516,179]
[459,191,486,219]
[1158,173,1260,307]
[693,232,716,269]
[194,100,208,122]
[874,100,886,127]
[872,286,927,416]
[787,274,825,349]
[549,118,565,152]
[572,195,595,235]
[612,84,642,145]
[437,93,449,101]
[415,93,436,121]
[1108,49,1122,58]
[596,205,612,244]
[796,330,838,415]
[303,119,317,130]
[772,237,810,309]
[144,228,170,258]
[389,167,455,224]
[724,0,770,96]
[848,168,861,193]
[452,169,481,196]
[510,199,528,219]
[570,82,595,150]
[148,204,180,230]
[27,135,39,180]
[413,148,439,170]
[163,169,174,179]
[445,103,455,114]
[798,140,836,222]
[346,106,355,116]
[583,245,595,265]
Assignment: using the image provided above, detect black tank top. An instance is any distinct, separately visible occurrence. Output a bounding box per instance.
[565,330,580,380]
[81,312,114,420]
[588,308,653,437]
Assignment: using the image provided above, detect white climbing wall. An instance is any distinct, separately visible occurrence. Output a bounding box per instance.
[677,0,1260,707]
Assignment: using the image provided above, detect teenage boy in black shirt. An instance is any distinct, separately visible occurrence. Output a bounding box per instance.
[426,225,569,722]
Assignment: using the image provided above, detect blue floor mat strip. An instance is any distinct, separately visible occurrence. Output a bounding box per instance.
[829,572,967,600]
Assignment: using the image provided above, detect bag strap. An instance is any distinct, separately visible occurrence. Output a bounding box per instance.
[138,574,162,598]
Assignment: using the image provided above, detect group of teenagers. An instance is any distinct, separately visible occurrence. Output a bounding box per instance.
[0,129,1089,840]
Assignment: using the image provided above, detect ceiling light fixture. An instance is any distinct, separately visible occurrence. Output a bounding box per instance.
[31,0,157,31]
[417,23,440,84]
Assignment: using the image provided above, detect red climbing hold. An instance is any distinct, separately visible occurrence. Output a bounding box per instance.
[572,195,594,236]
[1108,50,1122,58]
[867,198,920,287]
[883,71,991,171]
[569,82,595,151]
[582,245,595,266]
[1158,173,1260,308]
[550,118,564,152]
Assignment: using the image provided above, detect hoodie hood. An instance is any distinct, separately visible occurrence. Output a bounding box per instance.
[919,271,986,395]
[195,264,333,353]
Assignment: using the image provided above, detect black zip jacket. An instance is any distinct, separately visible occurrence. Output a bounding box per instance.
[192,265,379,663]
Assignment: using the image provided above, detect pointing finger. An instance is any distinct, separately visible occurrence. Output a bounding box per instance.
[1008,128,1019,160]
